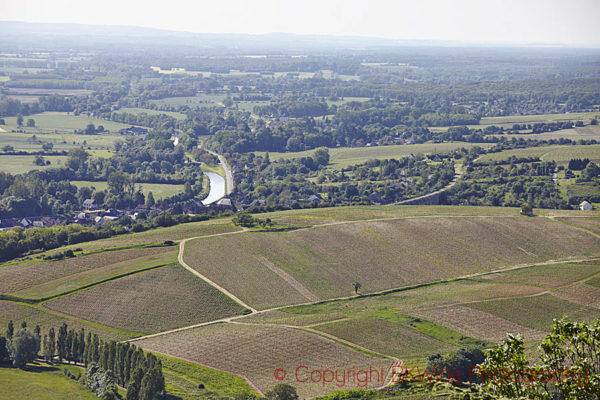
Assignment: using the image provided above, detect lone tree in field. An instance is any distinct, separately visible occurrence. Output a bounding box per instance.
[353,282,362,294]
[8,328,41,368]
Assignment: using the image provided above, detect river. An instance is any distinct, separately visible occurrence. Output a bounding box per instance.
[201,171,226,205]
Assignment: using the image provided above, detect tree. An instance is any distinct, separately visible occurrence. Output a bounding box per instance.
[8,328,41,368]
[313,147,330,166]
[16,114,23,127]
[57,323,68,361]
[66,147,89,171]
[33,155,46,166]
[42,142,54,152]
[6,320,13,340]
[265,384,299,400]
[85,123,96,135]
[26,118,35,127]
[0,336,9,364]
[353,282,362,294]
[146,191,155,207]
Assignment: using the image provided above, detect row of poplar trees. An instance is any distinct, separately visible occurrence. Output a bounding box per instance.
[9,321,165,400]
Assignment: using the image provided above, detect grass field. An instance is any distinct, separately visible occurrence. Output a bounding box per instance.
[479,144,600,164]
[1,112,141,134]
[0,363,97,400]
[258,142,492,169]
[44,264,245,334]
[0,155,69,174]
[136,322,392,397]
[149,93,227,108]
[117,107,187,120]
[183,215,600,309]
[157,354,257,399]
[70,180,184,199]
[0,246,177,299]
[0,130,121,153]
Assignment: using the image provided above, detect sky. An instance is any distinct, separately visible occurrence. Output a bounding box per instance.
[2,0,600,46]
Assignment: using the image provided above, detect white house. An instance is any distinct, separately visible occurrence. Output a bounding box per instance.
[580,201,594,211]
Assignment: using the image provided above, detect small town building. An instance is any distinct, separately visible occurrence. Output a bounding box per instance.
[580,201,594,211]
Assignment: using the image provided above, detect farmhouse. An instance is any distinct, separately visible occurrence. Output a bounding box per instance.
[119,126,148,136]
[83,198,97,210]
[580,200,594,211]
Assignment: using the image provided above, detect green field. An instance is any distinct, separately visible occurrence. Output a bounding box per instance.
[117,107,187,120]
[71,180,184,199]
[149,93,227,108]
[44,264,245,334]
[0,130,121,153]
[257,142,492,170]
[0,155,69,174]
[157,354,257,399]
[0,363,97,400]
[1,112,141,134]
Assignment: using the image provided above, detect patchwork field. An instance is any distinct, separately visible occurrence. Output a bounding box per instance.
[183,216,600,309]
[135,322,393,397]
[0,246,177,299]
[44,264,245,334]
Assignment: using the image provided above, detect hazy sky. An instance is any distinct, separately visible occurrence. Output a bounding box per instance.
[2,0,600,46]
